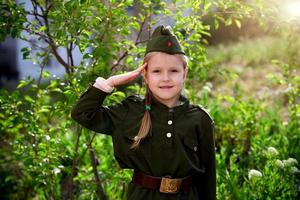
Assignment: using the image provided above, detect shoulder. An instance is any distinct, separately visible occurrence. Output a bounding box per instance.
[108,94,144,108]
[120,95,144,110]
[125,94,144,103]
[188,103,214,124]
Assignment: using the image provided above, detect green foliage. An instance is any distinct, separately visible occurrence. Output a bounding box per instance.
[0,1,26,41]
[1,0,299,199]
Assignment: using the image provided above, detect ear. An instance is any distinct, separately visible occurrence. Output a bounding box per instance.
[142,69,148,84]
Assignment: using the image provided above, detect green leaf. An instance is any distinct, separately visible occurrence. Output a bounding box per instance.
[21,47,30,59]
[39,26,47,32]
[225,18,232,26]
[17,80,29,89]
[214,19,219,30]
[41,71,51,78]
[38,108,50,114]
[50,88,63,93]
[24,95,34,103]
[235,19,241,29]
[204,2,212,12]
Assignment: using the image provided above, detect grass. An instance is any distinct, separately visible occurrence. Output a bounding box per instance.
[206,36,299,199]
[206,36,295,105]
[207,36,291,66]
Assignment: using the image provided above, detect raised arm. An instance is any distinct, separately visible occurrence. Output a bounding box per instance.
[71,63,147,134]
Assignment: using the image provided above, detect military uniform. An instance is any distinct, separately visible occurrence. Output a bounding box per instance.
[71,84,216,200]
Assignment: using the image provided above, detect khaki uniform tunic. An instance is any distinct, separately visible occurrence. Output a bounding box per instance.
[71,84,216,200]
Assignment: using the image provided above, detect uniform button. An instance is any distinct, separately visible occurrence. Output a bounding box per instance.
[168,120,173,125]
[193,146,198,152]
[166,132,172,138]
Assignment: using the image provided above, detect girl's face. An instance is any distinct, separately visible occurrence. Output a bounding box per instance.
[143,52,187,108]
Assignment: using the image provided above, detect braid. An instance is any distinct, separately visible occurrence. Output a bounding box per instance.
[130,87,152,149]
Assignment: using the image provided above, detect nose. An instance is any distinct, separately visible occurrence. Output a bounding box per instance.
[162,71,170,81]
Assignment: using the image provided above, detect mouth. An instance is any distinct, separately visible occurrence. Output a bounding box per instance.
[159,86,173,89]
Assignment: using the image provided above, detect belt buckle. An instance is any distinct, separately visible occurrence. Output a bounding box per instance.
[159,176,181,194]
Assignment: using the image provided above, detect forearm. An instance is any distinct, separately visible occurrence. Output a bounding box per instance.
[71,82,113,134]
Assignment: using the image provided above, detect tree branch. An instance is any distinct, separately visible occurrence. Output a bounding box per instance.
[66,125,82,200]
[111,18,147,71]
[77,132,97,166]
[23,1,72,74]
[89,147,107,200]
[67,39,75,73]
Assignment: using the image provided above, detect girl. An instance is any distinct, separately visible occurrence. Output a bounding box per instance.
[71,25,216,200]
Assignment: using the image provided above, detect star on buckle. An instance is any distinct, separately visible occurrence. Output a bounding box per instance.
[159,176,181,194]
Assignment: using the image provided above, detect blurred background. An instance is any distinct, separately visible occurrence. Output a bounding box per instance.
[0,0,299,199]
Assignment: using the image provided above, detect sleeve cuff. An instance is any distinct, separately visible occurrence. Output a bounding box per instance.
[93,77,115,93]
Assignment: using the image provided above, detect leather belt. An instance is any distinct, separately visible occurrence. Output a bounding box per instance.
[131,170,192,194]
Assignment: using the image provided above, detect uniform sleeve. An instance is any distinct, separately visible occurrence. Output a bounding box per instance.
[71,83,129,135]
[197,119,216,200]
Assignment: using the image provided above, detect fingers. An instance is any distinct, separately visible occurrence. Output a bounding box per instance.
[124,63,145,82]
[135,62,147,74]
[107,63,148,87]
[140,62,148,70]
[129,62,147,78]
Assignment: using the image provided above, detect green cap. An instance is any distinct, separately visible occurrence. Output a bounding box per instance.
[145,25,185,55]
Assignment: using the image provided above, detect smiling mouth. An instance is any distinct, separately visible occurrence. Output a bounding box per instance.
[159,86,173,89]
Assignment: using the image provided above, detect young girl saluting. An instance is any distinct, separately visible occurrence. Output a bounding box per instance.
[71,25,216,200]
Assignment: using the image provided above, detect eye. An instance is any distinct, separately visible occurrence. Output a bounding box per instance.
[152,69,160,73]
[171,69,179,72]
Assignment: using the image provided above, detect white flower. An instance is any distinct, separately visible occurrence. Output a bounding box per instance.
[203,85,211,93]
[45,135,50,141]
[283,158,298,166]
[203,82,213,93]
[291,167,300,174]
[266,147,279,156]
[52,168,61,175]
[248,169,262,180]
[205,82,213,89]
[275,159,284,168]
[284,83,293,93]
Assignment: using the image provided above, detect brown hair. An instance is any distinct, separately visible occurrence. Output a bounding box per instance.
[130,52,188,149]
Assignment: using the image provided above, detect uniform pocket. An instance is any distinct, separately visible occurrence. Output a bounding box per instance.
[122,129,138,151]
[182,136,205,172]
[183,137,199,153]
[112,121,139,158]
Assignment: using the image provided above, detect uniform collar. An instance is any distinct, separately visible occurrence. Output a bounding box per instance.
[150,94,189,114]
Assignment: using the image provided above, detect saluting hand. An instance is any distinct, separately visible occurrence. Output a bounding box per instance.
[106,63,147,87]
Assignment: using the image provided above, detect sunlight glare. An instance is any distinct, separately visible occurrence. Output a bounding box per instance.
[282,1,300,20]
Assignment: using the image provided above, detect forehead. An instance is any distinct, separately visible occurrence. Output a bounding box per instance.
[147,52,184,68]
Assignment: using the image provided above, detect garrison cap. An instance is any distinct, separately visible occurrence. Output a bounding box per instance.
[145,25,185,55]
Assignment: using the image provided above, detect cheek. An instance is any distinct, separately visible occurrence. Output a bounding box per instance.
[144,74,155,85]
[174,73,185,82]
[147,74,157,81]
